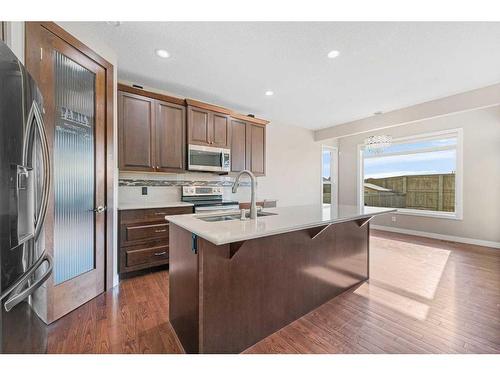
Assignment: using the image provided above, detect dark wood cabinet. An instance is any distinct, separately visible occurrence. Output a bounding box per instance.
[118,91,155,171]
[118,84,269,176]
[187,106,210,145]
[187,105,230,148]
[156,100,186,172]
[118,85,186,173]
[246,122,266,176]
[118,206,193,275]
[230,118,266,175]
[212,112,230,147]
[230,118,247,172]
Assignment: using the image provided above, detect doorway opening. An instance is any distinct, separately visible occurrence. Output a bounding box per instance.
[321,146,338,209]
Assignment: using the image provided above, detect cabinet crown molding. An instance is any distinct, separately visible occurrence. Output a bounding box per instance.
[186,98,269,126]
[119,84,270,126]
[118,83,185,106]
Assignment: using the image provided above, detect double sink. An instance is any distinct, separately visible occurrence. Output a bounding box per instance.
[198,211,277,222]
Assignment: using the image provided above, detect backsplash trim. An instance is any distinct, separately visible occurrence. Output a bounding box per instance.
[119,178,250,187]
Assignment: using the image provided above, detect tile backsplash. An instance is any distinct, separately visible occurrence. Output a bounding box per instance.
[118,171,256,207]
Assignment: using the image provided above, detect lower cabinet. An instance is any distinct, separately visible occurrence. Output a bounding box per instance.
[119,206,193,275]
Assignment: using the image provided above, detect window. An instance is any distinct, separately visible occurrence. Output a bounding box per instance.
[322,146,338,206]
[359,129,463,219]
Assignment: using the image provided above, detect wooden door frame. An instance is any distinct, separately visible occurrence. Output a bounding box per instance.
[0,22,5,41]
[25,22,115,292]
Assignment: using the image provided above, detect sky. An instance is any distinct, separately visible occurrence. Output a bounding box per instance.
[363,138,456,179]
[322,138,457,181]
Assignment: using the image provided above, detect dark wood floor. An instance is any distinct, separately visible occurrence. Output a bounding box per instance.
[47,230,500,354]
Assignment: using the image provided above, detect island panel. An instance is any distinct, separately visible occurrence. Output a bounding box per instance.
[169,224,199,353]
[169,219,370,353]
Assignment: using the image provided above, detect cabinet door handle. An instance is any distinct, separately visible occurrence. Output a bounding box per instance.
[154,251,167,256]
[155,229,167,233]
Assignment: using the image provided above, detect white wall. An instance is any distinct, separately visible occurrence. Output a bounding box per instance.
[256,122,326,206]
[337,105,500,244]
[3,22,25,62]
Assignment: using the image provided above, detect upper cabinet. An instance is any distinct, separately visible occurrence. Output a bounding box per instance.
[212,112,230,147]
[118,85,186,173]
[187,106,210,145]
[155,100,186,172]
[246,122,266,176]
[186,100,231,148]
[230,117,266,176]
[118,91,155,171]
[118,84,268,175]
[230,118,247,172]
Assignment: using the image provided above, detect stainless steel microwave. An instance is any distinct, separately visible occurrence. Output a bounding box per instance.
[188,144,231,172]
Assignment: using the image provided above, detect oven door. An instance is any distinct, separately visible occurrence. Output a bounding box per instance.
[188,144,230,172]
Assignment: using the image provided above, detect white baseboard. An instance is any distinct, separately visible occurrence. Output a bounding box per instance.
[371,225,500,249]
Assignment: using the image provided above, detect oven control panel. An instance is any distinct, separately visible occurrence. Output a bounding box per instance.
[182,186,224,197]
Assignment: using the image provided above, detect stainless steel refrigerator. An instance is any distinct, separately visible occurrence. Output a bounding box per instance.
[0,41,52,353]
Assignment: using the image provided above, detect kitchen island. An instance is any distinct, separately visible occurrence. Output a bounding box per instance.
[166,204,395,353]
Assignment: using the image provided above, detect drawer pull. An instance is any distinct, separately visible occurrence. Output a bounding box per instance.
[155,229,167,233]
[154,251,167,256]
[154,212,167,215]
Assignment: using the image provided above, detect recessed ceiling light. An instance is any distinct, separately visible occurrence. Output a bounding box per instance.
[327,50,340,59]
[155,49,170,59]
[265,90,274,96]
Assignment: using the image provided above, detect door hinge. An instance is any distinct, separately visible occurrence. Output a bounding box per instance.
[191,234,198,254]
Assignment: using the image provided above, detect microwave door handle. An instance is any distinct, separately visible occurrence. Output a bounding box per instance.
[220,152,224,168]
[24,101,51,240]
[3,253,53,312]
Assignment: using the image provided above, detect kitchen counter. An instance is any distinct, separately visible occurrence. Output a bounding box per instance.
[168,204,395,353]
[166,204,395,245]
[118,201,194,210]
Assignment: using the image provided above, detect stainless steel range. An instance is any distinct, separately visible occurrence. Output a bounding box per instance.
[181,186,239,213]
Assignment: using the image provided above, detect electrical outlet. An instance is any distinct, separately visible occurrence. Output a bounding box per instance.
[141,187,148,195]
[391,216,397,223]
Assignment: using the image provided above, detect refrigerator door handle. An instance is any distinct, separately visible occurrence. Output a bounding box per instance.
[3,252,53,312]
[23,100,51,241]
[0,249,50,302]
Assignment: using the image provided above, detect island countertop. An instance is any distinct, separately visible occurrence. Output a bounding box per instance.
[166,204,396,245]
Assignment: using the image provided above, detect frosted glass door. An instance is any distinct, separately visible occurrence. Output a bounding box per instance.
[53,51,96,284]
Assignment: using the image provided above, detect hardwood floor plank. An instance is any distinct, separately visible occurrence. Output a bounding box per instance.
[47,230,500,354]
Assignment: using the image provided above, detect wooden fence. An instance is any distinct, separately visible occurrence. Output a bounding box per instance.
[365,173,455,212]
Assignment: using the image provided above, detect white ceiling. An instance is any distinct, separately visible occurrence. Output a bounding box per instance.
[77,22,500,130]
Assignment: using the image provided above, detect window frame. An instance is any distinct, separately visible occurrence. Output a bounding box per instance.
[357,128,463,220]
[321,145,338,208]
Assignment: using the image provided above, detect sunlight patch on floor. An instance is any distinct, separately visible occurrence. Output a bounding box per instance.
[370,236,450,300]
[354,282,430,320]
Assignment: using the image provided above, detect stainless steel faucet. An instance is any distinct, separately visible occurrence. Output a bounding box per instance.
[232,170,257,219]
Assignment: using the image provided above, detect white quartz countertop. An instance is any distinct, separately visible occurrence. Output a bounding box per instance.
[118,201,194,210]
[166,204,396,245]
